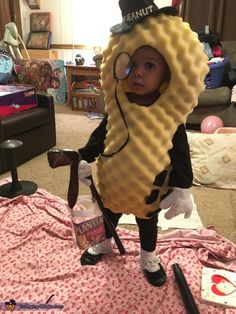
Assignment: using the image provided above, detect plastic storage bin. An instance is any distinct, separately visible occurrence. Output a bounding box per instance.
[204,56,229,89]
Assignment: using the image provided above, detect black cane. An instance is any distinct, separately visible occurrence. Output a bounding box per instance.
[87,175,125,255]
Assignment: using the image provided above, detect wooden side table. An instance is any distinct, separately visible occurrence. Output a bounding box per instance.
[65,65,100,107]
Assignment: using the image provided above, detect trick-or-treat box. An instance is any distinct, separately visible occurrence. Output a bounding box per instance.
[0,85,38,116]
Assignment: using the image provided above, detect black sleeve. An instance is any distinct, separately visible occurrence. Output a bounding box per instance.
[168,124,193,188]
[78,114,107,163]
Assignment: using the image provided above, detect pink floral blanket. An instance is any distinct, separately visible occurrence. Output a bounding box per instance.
[0,188,236,314]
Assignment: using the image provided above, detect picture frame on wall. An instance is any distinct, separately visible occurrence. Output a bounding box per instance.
[30,13,52,32]
[27,0,41,10]
[26,32,52,49]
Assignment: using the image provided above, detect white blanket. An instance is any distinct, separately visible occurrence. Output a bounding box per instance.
[119,194,203,231]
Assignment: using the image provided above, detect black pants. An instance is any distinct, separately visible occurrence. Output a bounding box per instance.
[103,208,159,252]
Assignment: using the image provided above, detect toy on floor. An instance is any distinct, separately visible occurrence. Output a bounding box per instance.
[201,115,224,133]
[173,263,200,314]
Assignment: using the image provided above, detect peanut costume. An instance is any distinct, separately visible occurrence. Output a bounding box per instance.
[79,1,209,287]
[92,14,208,218]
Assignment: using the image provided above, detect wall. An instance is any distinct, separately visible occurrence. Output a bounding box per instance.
[19,0,172,63]
[20,0,73,61]
[20,0,74,44]
[181,0,236,41]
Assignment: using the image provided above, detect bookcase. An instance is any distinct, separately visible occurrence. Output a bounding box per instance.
[65,65,101,111]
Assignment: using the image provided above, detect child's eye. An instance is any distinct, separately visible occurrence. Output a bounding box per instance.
[145,62,155,70]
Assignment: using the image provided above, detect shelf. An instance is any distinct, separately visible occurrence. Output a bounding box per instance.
[21,49,58,60]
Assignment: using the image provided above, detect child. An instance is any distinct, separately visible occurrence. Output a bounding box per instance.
[78,0,208,287]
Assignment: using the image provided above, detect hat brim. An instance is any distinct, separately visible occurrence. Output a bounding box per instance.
[110,6,178,34]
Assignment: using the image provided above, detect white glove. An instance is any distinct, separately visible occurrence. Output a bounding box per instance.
[160,187,193,220]
[78,160,92,186]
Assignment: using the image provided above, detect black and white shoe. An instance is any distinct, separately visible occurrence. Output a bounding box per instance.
[80,239,112,266]
[80,249,104,265]
[140,258,167,287]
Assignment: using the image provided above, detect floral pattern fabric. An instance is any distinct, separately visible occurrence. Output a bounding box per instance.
[14,59,66,103]
[0,182,236,314]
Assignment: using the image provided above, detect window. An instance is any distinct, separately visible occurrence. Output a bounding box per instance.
[71,0,120,47]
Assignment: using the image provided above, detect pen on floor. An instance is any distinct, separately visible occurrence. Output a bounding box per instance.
[46,294,54,304]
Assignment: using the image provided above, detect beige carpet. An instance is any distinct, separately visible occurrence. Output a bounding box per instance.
[1,103,235,243]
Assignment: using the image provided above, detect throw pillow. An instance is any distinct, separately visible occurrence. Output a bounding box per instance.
[187,132,236,189]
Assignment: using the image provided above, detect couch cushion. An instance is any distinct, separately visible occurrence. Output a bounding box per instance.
[187,131,236,189]
[1,107,50,137]
[222,41,236,65]
[198,86,231,106]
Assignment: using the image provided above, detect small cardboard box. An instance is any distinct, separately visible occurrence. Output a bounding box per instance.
[201,267,236,308]
[0,85,38,116]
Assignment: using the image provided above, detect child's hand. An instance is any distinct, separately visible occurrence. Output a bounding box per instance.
[78,160,92,186]
[160,187,193,219]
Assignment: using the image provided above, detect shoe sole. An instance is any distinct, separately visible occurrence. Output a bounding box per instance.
[80,249,104,266]
[143,264,167,287]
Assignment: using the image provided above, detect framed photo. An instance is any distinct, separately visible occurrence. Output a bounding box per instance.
[27,0,40,9]
[26,32,52,50]
[30,13,52,32]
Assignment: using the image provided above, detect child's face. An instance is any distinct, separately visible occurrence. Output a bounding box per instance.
[127,46,169,96]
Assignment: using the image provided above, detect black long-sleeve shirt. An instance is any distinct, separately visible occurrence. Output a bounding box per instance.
[79,114,193,189]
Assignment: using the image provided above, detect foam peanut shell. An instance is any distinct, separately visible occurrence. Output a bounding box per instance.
[96,14,208,218]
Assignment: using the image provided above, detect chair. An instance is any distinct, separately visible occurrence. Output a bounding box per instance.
[70,80,101,111]
[0,93,56,174]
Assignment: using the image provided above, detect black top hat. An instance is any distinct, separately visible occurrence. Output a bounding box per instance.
[110,0,178,34]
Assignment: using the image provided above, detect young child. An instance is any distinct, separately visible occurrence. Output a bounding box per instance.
[77,0,208,287]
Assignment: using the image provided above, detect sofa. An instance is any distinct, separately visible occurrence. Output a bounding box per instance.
[0,93,56,174]
[186,40,236,129]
